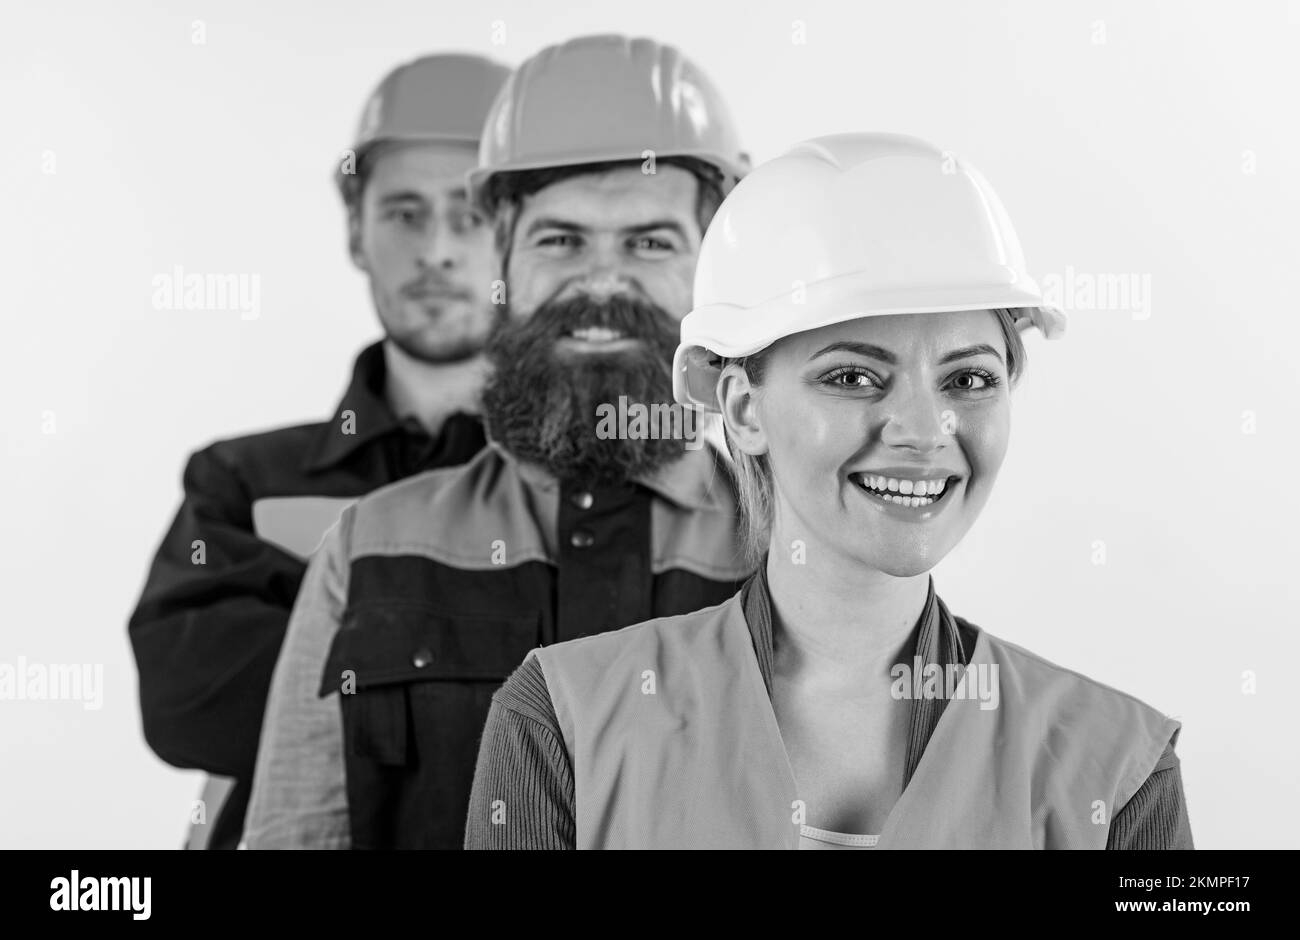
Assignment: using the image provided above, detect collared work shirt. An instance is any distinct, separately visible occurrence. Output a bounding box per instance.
[244,439,751,849]
[129,342,486,849]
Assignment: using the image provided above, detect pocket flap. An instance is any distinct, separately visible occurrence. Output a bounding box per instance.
[319,603,539,697]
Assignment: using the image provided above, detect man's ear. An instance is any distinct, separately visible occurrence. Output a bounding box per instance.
[347,207,367,272]
[493,201,518,283]
[717,364,768,457]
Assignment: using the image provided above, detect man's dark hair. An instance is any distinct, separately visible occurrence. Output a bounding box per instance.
[337,152,375,215]
[339,140,418,216]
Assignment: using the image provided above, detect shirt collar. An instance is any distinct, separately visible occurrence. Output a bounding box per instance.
[488,435,732,513]
[303,341,408,473]
[739,556,972,788]
[740,557,967,688]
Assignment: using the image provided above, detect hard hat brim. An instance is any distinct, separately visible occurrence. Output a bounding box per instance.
[673,284,1067,412]
[467,149,749,211]
[335,135,482,196]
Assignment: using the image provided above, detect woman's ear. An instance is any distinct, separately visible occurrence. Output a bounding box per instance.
[717,364,769,457]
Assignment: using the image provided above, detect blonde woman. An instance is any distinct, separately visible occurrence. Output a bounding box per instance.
[465,133,1191,850]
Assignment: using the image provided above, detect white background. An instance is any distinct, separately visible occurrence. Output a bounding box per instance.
[2,0,1297,848]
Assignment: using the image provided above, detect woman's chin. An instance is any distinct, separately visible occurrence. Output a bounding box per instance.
[877,560,936,579]
[851,545,946,579]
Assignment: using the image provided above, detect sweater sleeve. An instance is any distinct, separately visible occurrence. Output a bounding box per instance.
[464,653,576,850]
[1106,741,1194,850]
[242,515,352,849]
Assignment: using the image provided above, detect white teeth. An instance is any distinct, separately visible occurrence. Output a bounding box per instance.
[570,327,623,342]
[853,473,950,507]
[880,494,933,507]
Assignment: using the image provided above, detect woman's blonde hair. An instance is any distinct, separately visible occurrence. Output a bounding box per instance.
[720,308,1028,567]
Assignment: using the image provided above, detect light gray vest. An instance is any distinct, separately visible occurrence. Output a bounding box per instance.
[535,593,1180,849]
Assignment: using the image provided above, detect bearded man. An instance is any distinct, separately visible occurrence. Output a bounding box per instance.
[243,35,753,849]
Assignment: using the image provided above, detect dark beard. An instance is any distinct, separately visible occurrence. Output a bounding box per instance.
[481,294,688,486]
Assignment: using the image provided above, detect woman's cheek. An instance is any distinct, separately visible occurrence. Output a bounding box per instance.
[957,398,1011,484]
[766,396,856,520]
[769,393,844,465]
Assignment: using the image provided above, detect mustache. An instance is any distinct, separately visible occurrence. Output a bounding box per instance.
[401,274,470,298]
[492,293,681,347]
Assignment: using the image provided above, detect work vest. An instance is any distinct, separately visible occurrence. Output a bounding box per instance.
[535,592,1181,849]
[320,440,751,848]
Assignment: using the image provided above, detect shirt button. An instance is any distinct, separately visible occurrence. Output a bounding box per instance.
[569,529,595,549]
[411,648,434,669]
[570,491,594,510]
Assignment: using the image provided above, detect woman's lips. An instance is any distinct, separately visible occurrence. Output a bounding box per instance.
[848,471,963,513]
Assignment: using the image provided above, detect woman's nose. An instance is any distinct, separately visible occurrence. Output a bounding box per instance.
[879,387,949,453]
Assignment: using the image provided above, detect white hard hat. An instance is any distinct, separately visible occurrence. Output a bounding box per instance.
[673,132,1067,412]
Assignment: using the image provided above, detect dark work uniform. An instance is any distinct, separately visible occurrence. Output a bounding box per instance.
[243,438,752,849]
[128,341,486,849]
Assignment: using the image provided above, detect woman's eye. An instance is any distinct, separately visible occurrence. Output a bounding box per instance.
[537,234,578,248]
[822,367,877,389]
[947,369,1000,392]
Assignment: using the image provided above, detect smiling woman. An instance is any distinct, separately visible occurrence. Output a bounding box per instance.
[464,133,1192,850]
[722,307,1027,565]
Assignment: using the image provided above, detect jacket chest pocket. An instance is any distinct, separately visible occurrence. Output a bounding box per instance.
[320,602,539,767]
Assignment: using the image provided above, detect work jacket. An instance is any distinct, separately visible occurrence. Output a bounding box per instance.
[129,342,485,848]
[243,437,751,849]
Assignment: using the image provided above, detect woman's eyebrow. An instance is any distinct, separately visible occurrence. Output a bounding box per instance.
[808,341,897,363]
[939,343,1004,364]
